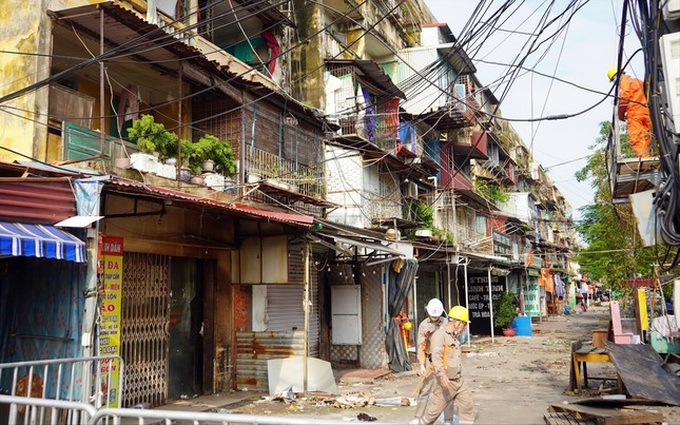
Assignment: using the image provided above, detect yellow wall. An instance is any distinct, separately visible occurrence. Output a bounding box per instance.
[0,1,103,163]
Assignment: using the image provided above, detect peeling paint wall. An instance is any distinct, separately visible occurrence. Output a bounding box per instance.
[0,0,97,163]
[292,0,325,109]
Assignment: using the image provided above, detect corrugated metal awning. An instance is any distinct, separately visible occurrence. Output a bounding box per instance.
[0,222,86,263]
[105,177,314,227]
[0,178,77,223]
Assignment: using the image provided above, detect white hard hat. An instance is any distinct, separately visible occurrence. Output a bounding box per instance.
[425,298,445,317]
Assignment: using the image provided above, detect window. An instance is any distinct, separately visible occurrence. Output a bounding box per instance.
[476,215,487,234]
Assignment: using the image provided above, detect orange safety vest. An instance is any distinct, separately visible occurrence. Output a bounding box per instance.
[618,74,651,157]
[619,74,649,118]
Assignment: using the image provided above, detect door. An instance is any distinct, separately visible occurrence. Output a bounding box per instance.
[121,253,170,408]
[168,258,204,400]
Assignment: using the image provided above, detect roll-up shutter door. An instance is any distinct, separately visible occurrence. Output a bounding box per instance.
[266,280,319,357]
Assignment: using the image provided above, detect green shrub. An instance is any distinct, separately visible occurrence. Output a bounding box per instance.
[127,114,179,160]
[181,134,237,176]
[494,291,517,329]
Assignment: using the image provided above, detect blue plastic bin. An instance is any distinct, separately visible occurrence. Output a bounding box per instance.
[513,315,532,336]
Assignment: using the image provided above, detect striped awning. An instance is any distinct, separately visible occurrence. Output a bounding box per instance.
[0,222,86,263]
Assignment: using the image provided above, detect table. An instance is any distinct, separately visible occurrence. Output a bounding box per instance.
[571,345,622,392]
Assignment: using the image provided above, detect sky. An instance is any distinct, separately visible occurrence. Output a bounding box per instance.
[423,0,646,221]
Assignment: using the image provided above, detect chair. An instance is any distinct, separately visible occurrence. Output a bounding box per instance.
[609,301,635,344]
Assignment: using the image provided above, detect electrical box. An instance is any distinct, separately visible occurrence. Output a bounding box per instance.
[660,33,680,134]
[331,285,362,345]
[663,0,680,21]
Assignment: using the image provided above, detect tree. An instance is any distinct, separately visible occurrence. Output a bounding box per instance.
[574,121,655,295]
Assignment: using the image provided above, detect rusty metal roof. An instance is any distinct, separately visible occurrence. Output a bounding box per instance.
[0,161,313,227]
[105,177,314,227]
[0,178,77,224]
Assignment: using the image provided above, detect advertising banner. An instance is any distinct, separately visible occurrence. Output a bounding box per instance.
[98,236,124,407]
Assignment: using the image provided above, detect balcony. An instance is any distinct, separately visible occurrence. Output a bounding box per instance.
[245,147,330,207]
[56,121,140,169]
[448,130,488,160]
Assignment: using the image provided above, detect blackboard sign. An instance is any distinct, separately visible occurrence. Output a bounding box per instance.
[467,274,505,335]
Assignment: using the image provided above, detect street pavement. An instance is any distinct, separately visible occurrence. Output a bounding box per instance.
[171,304,680,424]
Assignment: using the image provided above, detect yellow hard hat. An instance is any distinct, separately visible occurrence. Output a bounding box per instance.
[403,321,412,331]
[606,66,619,82]
[448,305,471,323]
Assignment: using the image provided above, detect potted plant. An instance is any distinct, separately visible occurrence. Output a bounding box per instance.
[127,114,179,161]
[180,134,237,177]
[494,291,518,336]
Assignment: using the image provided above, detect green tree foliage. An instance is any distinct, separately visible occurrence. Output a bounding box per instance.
[474,179,510,203]
[574,121,655,295]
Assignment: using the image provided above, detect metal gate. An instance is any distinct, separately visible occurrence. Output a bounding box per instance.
[121,253,170,408]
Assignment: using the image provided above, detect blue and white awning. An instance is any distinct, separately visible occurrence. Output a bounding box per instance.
[0,222,86,263]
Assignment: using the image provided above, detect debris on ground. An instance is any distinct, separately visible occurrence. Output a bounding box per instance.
[373,396,414,407]
[356,412,377,421]
[545,402,664,425]
[271,385,296,403]
[334,391,375,408]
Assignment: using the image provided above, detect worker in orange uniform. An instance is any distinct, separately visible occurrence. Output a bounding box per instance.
[412,306,475,425]
[607,67,652,158]
[411,298,452,424]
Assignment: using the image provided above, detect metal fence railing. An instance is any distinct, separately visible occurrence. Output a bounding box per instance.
[0,397,395,425]
[0,356,124,424]
[0,394,96,425]
[90,408,394,425]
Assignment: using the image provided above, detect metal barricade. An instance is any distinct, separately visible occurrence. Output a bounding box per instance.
[0,356,124,424]
[0,395,96,425]
[90,408,393,425]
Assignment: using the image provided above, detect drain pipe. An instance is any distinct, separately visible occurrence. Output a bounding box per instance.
[488,265,495,344]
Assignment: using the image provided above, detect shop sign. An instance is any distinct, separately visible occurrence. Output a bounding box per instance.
[524,282,541,317]
[467,274,505,335]
[493,230,512,256]
[98,235,124,407]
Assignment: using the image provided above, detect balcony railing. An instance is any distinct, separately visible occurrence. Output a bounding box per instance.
[245,147,325,199]
[332,113,400,151]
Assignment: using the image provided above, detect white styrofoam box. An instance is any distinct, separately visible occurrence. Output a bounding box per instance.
[203,173,225,190]
[660,32,680,134]
[129,153,159,174]
[155,163,177,179]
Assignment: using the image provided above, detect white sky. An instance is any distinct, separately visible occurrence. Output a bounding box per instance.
[423,0,645,221]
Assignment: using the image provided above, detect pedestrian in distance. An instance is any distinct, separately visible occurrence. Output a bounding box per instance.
[607,66,652,158]
[412,306,475,425]
[412,298,453,423]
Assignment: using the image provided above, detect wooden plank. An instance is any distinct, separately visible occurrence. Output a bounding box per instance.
[545,410,596,425]
[605,341,680,405]
[548,404,663,425]
[570,340,583,391]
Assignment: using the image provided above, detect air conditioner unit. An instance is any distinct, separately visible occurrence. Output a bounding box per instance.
[403,181,418,198]
[660,33,680,134]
